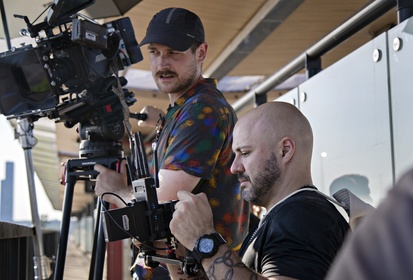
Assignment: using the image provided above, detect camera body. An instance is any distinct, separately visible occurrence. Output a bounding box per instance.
[0,0,142,126]
[101,177,176,243]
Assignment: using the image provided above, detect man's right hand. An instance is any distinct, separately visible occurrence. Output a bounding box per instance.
[170,191,216,251]
[94,160,133,207]
[138,105,165,127]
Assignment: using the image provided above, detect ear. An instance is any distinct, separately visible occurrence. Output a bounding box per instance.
[280,137,295,163]
[197,42,208,63]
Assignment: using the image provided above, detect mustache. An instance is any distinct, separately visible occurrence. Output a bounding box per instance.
[156,70,177,77]
[237,173,250,182]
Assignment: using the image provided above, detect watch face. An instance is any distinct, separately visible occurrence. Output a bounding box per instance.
[199,238,214,253]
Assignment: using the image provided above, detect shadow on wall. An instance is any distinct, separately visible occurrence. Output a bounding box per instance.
[329,174,373,204]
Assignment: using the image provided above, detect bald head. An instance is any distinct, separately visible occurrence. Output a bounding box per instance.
[231,101,314,205]
[234,101,313,172]
[239,101,312,143]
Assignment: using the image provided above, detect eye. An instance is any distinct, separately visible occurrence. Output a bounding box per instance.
[148,49,158,55]
[234,148,251,158]
[240,151,249,157]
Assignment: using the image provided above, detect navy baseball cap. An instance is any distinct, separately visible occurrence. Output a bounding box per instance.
[140,7,205,51]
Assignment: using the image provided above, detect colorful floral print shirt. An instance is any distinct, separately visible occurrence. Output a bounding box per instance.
[154,78,249,249]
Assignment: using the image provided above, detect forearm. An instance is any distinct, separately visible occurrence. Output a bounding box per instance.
[168,246,293,280]
[99,183,134,207]
[167,248,261,280]
[113,186,134,206]
[201,245,268,280]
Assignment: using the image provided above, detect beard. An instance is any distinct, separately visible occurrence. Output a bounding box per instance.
[154,60,199,94]
[241,153,280,206]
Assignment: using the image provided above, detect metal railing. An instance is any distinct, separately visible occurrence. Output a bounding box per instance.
[231,0,401,112]
[0,221,58,280]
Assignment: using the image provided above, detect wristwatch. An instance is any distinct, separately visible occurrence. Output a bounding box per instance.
[192,232,226,264]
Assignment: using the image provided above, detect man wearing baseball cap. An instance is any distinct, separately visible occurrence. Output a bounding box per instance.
[140,7,205,51]
[94,7,249,279]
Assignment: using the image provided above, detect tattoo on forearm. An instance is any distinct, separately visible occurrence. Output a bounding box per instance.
[205,249,258,280]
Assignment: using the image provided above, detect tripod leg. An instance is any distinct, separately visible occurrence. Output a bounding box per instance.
[89,199,100,279]
[90,200,108,280]
[53,176,76,280]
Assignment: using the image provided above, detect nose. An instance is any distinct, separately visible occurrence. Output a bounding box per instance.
[230,154,244,175]
[156,53,171,70]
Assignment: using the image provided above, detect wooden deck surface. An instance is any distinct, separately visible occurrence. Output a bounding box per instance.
[62,241,96,280]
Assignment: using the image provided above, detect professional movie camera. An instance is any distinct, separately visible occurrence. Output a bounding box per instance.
[0,0,142,134]
[0,0,146,177]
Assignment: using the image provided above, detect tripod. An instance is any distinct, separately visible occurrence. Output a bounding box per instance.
[52,130,199,279]
[53,154,121,280]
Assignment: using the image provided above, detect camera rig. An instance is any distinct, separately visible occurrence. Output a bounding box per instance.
[0,0,201,277]
[100,131,200,276]
[100,130,176,244]
[0,0,142,126]
[0,0,150,279]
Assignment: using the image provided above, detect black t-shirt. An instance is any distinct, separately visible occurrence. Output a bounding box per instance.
[239,188,349,280]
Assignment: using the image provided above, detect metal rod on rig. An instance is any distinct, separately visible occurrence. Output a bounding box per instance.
[152,141,160,189]
[137,131,150,177]
[126,156,136,182]
[130,134,139,179]
[134,132,144,178]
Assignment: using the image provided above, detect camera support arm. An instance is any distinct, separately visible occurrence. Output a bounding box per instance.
[145,254,200,276]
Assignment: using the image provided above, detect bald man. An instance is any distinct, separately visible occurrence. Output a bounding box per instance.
[170,101,349,280]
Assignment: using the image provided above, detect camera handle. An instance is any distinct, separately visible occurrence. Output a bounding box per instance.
[144,253,200,276]
[53,157,120,280]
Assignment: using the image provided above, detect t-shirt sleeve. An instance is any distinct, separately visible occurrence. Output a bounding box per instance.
[161,102,228,179]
